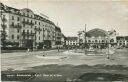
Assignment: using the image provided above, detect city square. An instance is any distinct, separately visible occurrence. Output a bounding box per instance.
[1,0,128,81]
[1,48,128,81]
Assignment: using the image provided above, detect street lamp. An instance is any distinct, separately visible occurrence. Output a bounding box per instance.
[106,35,110,59]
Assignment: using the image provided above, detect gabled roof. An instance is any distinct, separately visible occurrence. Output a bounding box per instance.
[125,36,128,40]
[55,26,61,32]
[116,36,126,40]
[116,36,125,40]
[21,8,34,14]
[62,33,66,38]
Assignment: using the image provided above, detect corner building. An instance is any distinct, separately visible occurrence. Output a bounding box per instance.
[0,3,56,49]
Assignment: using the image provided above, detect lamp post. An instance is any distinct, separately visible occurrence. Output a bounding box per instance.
[0,24,1,54]
[0,9,2,54]
[106,35,110,59]
[0,4,5,53]
[84,24,86,49]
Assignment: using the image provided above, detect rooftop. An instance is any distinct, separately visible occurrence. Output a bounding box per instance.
[86,28,108,37]
[55,26,61,32]
[116,36,128,40]
[0,2,55,25]
[66,37,78,41]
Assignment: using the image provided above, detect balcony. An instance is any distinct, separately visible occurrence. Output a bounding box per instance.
[10,24,22,28]
[10,24,15,27]
[22,21,34,26]
[15,24,22,28]
[22,32,36,36]
[1,24,7,28]
[34,28,42,31]
[1,17,7,22]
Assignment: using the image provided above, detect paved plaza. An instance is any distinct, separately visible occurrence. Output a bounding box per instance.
[1,49,128,71]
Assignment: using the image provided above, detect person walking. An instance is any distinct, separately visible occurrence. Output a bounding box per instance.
[27,48,30,55]
[42,46,47,57]
[57,46,60,52]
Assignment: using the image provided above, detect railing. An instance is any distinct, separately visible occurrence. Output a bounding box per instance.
[14,24,22,28]
[34,28,42,31]
[22,32,36,36]
[1,24,7,28]
[10,24,15,27]
[1,17,7,22]
[10,24,22,28]
[22,21,34,26]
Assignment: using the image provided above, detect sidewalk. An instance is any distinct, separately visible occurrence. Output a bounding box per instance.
[1,48,66,53]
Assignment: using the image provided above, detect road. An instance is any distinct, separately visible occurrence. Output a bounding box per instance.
[1,49,128,71]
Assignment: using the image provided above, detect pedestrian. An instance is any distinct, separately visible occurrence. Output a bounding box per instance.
[58,46,60,52]
[107,54,109,59]
[27,48,30,55]
[42,46,45,57]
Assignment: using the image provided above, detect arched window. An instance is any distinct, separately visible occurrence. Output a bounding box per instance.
[110,39,114,43]
[27,30,29,33]
[99,40,100,43]
[12,35,14,39]
[102,40,104,43]
[23,30,25,32]
[95,40,97,43]
[88,40,91,43]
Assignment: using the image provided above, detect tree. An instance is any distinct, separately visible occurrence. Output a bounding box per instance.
[77,31,82,46]
[1,15,7,48]
[1,29,7,48]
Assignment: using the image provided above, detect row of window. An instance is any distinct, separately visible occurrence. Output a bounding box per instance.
[22,29,55,37]
[117,40,128,42]
[66,43,77,45]
[119,43,127,45]
[11,22,20,26]
[66,41,77,42]
[87,40,106,43]
[12,16,20,21]
[22,13,34,18]
[36,36,54,40]
[21,32,54,40]
[12,35,20,39]
[12,16,53,27]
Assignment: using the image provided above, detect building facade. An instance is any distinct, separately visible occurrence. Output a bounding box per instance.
[78,28,117,49]
[61,33,66,47]
[0,3,61,49]
[55,26,62,46]
[116,36,128,47]
[65,37,79,47]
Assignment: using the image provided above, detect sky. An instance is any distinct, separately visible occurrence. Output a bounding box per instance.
[1,0,128,37]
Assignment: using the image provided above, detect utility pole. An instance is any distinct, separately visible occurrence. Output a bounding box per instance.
[84,24,86,49]
[0,3,2,54]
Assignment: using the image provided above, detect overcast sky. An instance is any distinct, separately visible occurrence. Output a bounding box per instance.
[1,0,128,36]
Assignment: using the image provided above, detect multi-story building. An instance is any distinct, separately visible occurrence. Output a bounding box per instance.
[0,3,57,49]
[61,33,66,47]
[65,37,79,46]
[55,26,61,46]
[116,36,128,47]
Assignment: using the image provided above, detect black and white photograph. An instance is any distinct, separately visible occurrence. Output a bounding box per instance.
[0,0,128,81]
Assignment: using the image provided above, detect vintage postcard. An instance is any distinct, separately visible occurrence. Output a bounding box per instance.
[0,0,128,82]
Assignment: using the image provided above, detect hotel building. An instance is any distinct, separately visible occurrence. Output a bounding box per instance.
[55,26,62,46]
[0,3,62,49]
